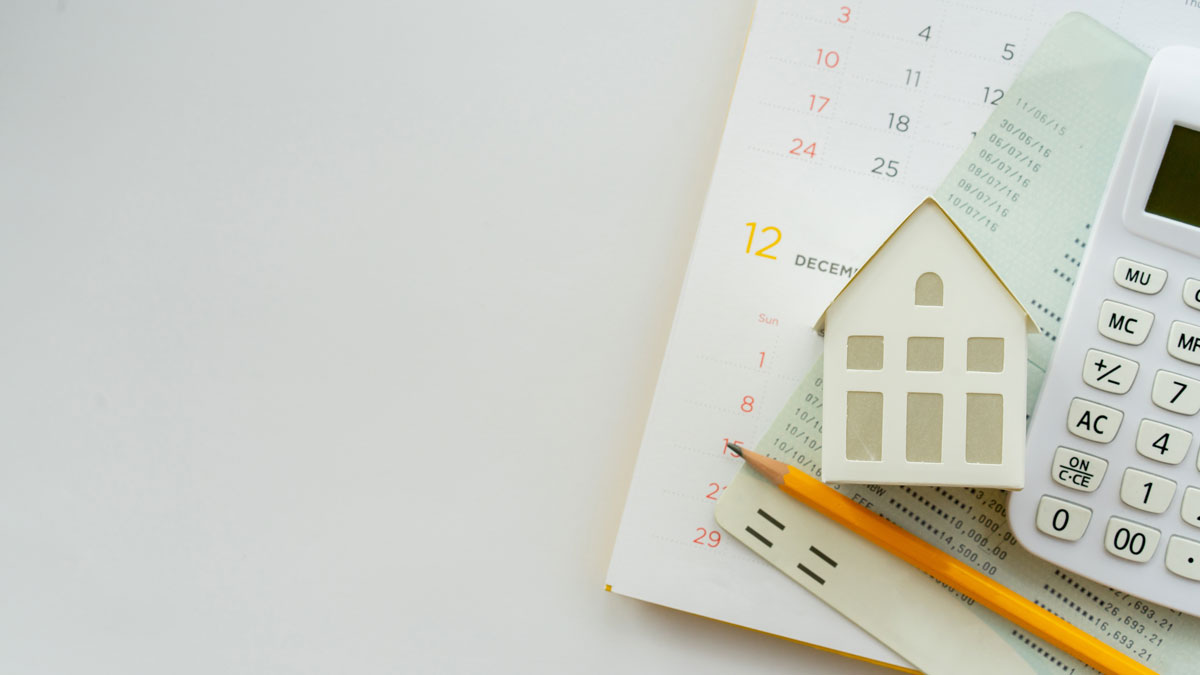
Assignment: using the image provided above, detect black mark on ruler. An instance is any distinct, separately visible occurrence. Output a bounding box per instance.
[796,562,826,585]
[809,546,838,567]
[745,527,773,547]
[757,509,785,530]
[745,508,787,547]
[797,544,839,585]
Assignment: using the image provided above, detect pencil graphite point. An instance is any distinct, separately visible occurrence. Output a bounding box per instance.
[726,442,744,457]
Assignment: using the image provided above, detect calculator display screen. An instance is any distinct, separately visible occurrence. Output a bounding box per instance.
[1145,125,1200,228]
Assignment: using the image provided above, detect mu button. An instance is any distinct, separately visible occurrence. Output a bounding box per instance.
[1067,397,1124,444]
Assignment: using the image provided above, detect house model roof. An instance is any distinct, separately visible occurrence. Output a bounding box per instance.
[813,197,1039,334]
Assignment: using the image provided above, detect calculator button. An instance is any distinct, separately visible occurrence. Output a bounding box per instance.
[1152,370,1200,416]
[1066,397,1123,443]
[1114,258,1167,294]
[1104,517,1161,562]
[1165,536,1200,581]
[1167,321,1200,366]
[1119,468,1176,514]
[1185,279,1200,312]
[1081,349,1138,394]
[1035,496,1091,541]
[1050,446,1107,492]
[1097,300,1154,345]
[1135,419,1193,465]
[1180,488,1200,529]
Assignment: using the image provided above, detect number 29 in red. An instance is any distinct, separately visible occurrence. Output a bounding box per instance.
[693,528,721,547]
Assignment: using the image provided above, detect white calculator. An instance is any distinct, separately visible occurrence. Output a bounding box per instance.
[1010,46,1200,617]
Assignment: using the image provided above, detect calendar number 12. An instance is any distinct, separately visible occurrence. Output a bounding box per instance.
[744,223,781,259]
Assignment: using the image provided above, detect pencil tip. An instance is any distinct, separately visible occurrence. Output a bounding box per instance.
[726,442,744,457]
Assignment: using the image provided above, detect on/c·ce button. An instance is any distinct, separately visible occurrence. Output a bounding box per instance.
[1050,446,1108,493]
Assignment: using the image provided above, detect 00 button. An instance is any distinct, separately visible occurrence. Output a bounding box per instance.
[1104,517,1161,563]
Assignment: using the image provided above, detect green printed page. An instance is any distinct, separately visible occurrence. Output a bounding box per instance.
[731,14,1200,674]
[933,13,1151,409]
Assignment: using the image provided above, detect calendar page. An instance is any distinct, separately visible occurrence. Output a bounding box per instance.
[606,0,1200,668]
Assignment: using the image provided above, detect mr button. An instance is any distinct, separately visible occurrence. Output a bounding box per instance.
[1051,446,1108,492]
[1167,320,1200,366]
[1067,397,1124,443]
[1098,300,1154,346]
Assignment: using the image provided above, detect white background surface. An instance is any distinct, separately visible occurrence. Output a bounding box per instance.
[0,2,887,673]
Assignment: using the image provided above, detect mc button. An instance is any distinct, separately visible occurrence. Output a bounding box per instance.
[1098,300,1153,346]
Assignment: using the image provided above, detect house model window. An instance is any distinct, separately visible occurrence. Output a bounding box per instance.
[814,198,1036,489]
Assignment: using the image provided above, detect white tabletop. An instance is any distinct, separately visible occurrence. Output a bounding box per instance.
[0,2,888,673]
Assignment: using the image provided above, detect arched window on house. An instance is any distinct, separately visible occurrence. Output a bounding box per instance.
[915,272,943,306]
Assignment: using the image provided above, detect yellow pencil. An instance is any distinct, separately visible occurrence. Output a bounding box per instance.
[726,443,1154,675]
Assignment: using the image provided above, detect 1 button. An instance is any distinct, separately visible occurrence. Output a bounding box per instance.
[1066,397,1124,443]
[1180,277,1200,312]
[1119,468,1176,513]
[1165,536,1200,581]
[1114,258,1167,294]
[1180,487,1200,530]
[1050,446,1107,492]
[1036,495,1091,541]
[1098,300,1154,345]
[1167,321,1200,366]
[1135,419,1193,465]
[1186,279,1200,312]
[1082,349,1138,394]
[1152,370,1200,416]
[1104,517,1161,562]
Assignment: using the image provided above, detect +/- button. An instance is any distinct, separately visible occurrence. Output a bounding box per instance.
[1082,348,1138,395]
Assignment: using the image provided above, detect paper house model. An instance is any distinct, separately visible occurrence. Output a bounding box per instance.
[815,198,1036,489]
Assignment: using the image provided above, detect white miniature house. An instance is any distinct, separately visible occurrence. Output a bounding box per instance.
[815,198,1037,489]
